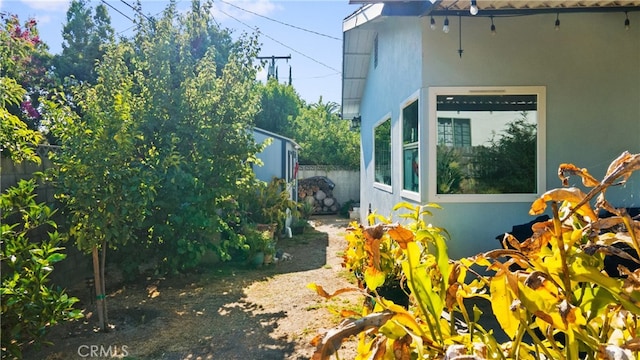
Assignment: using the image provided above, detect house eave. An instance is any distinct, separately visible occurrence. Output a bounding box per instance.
[341,0,640,122]
[254,127,301,150]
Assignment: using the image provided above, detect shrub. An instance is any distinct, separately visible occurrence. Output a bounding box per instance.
[1,179,82,358]
[309,151,640,360]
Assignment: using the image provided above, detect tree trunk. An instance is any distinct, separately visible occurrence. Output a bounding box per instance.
[91,245,106,331]
[100,240,108,329]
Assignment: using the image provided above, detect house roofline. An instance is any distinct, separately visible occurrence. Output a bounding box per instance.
[341,1,640,121]
[254,127,301,150]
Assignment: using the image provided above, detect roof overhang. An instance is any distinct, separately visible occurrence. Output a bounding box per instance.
[341,0,640,121]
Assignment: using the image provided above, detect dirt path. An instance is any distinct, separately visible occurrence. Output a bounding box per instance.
[24,215,360,360]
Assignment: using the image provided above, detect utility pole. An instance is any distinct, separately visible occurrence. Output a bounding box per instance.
[257,55,292,85]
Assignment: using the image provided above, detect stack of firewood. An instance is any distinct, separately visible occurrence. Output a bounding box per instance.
[298,176,339,214]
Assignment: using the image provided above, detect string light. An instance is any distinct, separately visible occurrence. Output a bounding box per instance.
[443,16,450,33]
[555,13,560,31]
[430,16,436,30]
[490,16,496,35]
[625,12,630,30]
[470,0,478,16]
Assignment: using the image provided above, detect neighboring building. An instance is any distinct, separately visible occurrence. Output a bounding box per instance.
[253,127,300,200]
[342,1,640,258]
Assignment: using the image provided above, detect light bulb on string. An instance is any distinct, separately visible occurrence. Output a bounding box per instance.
[625,12,630,31]
[430,16,436,30]
[443,16,450,33]
[470,0,478,15]
[490,16,496,35]
[555,13,560,31]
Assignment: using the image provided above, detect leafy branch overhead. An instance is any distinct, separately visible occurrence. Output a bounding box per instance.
[310,151,640,360]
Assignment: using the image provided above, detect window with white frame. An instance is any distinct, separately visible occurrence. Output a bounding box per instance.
[428,86,546,202]
[402,99,419,193]
[374,118,392,186]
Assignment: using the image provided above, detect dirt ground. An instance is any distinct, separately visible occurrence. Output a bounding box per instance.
[23,215,361,360]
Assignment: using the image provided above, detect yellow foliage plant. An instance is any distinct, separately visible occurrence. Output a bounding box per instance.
[308,151,640,360]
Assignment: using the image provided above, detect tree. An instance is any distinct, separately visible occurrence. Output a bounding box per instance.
[0,13,53,138]
[50,2,266,319]
[255,78,301,134]
[129,0,264,271]
[49,43,155,332]
[292,98,360,169]
[54,0,114,85]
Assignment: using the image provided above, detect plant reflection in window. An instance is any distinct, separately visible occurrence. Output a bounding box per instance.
[433,90,542,197]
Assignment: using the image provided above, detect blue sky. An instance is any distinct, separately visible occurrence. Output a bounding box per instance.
[1,0,359,104]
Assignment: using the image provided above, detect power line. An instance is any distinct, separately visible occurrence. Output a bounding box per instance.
[100,0,134,22]
[217,0,341,42]
[295,72,342,80]
[110,2,171,35]
[216,7,340,74]
[119,0,154,23]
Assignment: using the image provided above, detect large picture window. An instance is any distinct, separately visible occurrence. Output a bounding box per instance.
[402,99,419,193]
[428,86,546,202]
[374,117,392,186]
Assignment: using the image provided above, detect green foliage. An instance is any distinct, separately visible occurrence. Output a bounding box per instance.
[245,177,297,233]
[127,0,264,272]
[243,225,275,257]
[50,43,154,252]
[50,0,266,274]
[0,13,53,93]
[54,0,115,85]
[338,200,352,218]
[1,179,82,358]
[297,200,314,220]
[310,152,640,360]
[0,77,43,165]
[0,13,48,164]
[254,82,359,169]
[255,78,301,134]
[437,145,465,194]
[291,98,360,169]
[474,114,537,193]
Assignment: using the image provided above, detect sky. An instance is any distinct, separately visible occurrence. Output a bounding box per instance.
[0,0,360,105]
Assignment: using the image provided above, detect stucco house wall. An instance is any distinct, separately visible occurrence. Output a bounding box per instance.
[359,17,424,219]
[355,11,640,258]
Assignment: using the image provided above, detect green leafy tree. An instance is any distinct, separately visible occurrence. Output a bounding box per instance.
[292,97,359,169]
[128,0,264,271]
[255,78,301,134]
[48,43,155,332]
[54,0,114,85]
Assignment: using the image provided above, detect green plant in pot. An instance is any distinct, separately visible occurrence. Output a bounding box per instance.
[249,177,297,238]
[291,201,313,235]
[291,217,308,235]
[244,225,275,267]
[298,200,314,220]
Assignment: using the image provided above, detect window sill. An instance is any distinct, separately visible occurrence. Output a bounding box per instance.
[373,182,393,194]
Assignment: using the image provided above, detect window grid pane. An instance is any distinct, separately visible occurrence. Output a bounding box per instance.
[374,119,392,185]
[403,99,419,192]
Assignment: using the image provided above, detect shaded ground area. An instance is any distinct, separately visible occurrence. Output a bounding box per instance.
[23,215,360,360]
